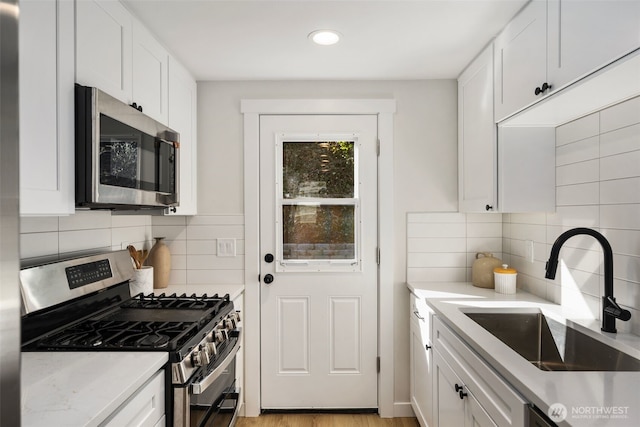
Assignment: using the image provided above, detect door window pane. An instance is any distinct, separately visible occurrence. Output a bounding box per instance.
[282,205,355,260]
[283,141,354,199]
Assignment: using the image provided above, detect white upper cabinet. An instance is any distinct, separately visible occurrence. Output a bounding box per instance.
[76,0,170,124]
[494,0,547,122]
[76,0,132,103]
[495,0,640,122]
[547,0,640,91]
[166,57,198,216]
[458,44,497,213]
[132,22,169,124]
[20,0,75,215]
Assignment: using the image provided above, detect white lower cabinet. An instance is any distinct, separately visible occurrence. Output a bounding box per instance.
[409,293,434,427]
[103,369,165,426]
[431,316,527,427]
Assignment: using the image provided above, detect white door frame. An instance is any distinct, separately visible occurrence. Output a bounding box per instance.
[242,99,396,417]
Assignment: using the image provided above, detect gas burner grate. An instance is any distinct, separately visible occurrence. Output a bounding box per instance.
[124,292,228,313]
[36,319,199,351]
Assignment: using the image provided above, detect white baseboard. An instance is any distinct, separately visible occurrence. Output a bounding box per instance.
[394,401,416,417]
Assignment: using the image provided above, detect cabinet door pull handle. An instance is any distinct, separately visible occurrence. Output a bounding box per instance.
[413,310,424,320]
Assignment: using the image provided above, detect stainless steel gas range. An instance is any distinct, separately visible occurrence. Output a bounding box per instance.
[20,250,241,427]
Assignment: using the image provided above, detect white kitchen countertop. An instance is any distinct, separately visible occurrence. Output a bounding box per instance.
[21,352,167,427]
[408,282,640,427]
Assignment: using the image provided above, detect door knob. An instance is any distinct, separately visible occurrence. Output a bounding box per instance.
[264,274,274,284]
[264,253,274,263]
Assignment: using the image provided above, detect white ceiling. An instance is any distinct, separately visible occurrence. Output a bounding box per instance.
[122,0,528,81]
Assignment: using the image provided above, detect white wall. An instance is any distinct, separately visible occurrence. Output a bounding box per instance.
[196,80,459,411]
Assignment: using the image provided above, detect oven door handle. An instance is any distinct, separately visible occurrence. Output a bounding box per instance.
[191,335,241,395]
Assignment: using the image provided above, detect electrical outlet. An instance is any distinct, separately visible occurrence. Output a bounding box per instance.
[217,238,236,257]
[526,240,534,263]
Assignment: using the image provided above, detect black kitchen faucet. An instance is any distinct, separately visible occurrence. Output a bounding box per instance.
[544,227,631,333]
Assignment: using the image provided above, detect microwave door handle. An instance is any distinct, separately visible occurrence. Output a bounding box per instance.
[191,332,241,395]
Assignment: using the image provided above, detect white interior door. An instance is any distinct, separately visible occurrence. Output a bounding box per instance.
[259,115,378,409]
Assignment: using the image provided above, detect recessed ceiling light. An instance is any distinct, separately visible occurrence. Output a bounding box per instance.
[308,30,341,46]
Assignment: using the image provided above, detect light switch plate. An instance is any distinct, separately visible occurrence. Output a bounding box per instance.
[217,238,236,257]
[525,240,534,263]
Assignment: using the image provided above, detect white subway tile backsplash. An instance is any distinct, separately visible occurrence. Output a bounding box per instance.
[600,150,640,181]
[187,215,244,226]
[187,269,244,284]
[466,237,502,254]
[556,159,599,186]
[466,222,502,238]
[556,183,599,206]
[500,96,640,331]
[508,212,547,225]
[601,228,640,257]
[111,215,151,228]
[600,96,640,133]
[407,252,467,268]
[188,254,245,270]
[151,225,188,241]
[600,123,640,157]
[20,216,58,233]
[20,232,58,259]
[600,204,640,230]
[556,112,599,146]
[187,240,218,255]
[407,222,466,238]
[407,212,466,223]
[186,225,244,240]
[546,205,599,227]
[58,229,111,253]
[556,136,599,166]
[407,237,466,253]
[600,177,640,205]
[407,267,467,283]
[406,212,502,282]
[151,216,188,226]
[58,210,111,231]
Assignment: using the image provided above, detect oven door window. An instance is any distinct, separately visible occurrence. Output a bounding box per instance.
[99,114,175,193]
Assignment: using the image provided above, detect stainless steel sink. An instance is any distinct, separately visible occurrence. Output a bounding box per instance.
[465,311,640,371]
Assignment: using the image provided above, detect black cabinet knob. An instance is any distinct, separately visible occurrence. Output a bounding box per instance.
[485,204,493,211]
[264,274,274,284]
[425,344,431,351]
[534,82,551,96]
[455,384,464,392]
[459,390,468,399]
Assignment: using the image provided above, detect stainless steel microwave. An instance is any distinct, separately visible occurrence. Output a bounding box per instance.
[75,84,179,210]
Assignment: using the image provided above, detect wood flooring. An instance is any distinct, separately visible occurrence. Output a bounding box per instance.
[235,413,420,427]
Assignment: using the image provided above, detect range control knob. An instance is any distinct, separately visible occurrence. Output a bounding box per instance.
[191,345,210,367]
[225,317,235,329]
[214,329,226,344]
[205,341,217,356]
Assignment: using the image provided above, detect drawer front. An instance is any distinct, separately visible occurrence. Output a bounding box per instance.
[410,293,433,344]
[104,370,165,427]
[433,316,526,427]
